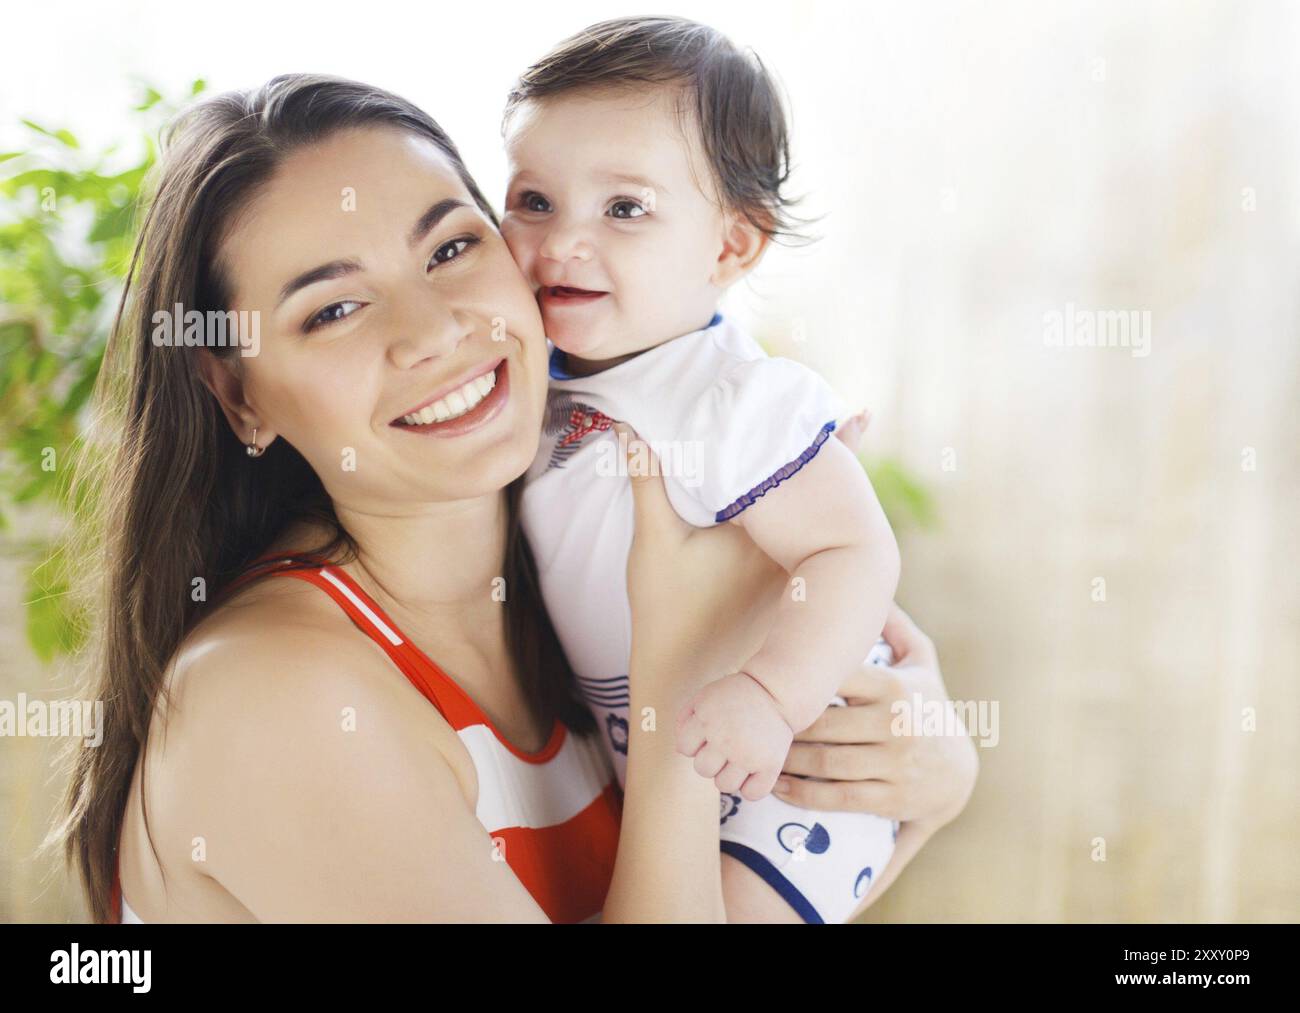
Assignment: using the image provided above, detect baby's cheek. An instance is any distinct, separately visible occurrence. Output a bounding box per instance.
[499,223,534,275]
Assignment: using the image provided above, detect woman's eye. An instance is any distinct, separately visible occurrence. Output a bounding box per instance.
[521,192,552,213]
[608,199,648,220]
[306,300,362,332]
[429,236,479,268]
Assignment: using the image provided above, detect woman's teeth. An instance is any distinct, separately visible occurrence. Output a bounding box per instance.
[400,368,496,425]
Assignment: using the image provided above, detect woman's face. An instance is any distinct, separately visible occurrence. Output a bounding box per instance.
[215,126,548,511]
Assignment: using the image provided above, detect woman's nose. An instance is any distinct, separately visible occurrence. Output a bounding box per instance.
[386,292,475,370]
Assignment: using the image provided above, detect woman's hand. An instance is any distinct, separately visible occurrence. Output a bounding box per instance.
[617,422,775,703]
[772,604,979,828]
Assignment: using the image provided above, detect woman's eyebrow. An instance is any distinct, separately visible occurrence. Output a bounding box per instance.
[275,198,472,309]
[277,258,363,308]
[407,197,472,248]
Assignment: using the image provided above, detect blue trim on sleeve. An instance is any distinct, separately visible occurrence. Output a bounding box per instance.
[714,419,838,523]
[719,841,824,924]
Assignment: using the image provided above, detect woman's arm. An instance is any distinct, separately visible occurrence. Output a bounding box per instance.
[605,678,725,922]
[603,425,731,921]
[176,630,552,921]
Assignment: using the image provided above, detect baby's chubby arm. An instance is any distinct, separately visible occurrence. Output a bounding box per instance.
[675,435,900,798]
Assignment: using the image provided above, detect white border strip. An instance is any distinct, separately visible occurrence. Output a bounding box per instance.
[318,568,403,646]
[460,724,612,831]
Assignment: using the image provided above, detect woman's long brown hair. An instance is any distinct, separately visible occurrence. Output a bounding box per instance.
[42,74,593,923]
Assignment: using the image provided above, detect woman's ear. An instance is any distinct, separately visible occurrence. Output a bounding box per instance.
[196,349,275,449]
[710,213,771,289]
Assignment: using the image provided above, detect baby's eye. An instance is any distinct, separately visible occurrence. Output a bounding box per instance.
[520,192,552,213]
[608,199,648,220]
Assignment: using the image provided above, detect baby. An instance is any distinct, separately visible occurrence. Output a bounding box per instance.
[504,17,901,923]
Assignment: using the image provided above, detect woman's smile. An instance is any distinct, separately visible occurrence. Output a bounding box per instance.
[388,358,510,438]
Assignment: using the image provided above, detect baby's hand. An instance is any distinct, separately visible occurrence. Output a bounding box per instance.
[675,672,794,801]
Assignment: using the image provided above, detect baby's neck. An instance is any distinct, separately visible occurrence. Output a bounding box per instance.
[560,346,644,378]
[559,310,720,378]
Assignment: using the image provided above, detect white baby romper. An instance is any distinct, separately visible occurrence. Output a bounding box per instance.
[521,312,898,923]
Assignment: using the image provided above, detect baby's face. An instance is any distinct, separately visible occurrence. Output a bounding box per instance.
[500,87,728,368]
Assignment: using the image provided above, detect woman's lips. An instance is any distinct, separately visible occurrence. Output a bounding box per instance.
[539,285,608,307]
[389,361,510,438]
[394,357,504,420]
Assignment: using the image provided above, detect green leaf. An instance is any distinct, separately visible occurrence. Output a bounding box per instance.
[0,318,36,351]
[24,559,86,663]
[5,345,35,385]
[30,348,61,386]
[62,349,104,415]
[0,167,75,197]
[14,471,51,503]
[20,119,80,148]
[135,87,164,111]
[88,201,136,243]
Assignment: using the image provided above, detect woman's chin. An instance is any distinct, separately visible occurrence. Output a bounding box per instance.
[403,446,536,502]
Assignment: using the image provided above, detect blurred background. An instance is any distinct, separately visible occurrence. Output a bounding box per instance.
[1,0,1296,922]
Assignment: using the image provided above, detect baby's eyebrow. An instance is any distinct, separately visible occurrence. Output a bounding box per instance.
[506,169,671,199]
[596,172,671,197]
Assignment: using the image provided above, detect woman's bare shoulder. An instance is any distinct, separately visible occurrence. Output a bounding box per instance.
[164,575,380,705]
[158,572,468,817]
[141,570,530,920]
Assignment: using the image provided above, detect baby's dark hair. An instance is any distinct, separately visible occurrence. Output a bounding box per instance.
[503,15,815,245]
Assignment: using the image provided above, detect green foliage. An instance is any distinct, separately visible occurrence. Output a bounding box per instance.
[866,456,937,531]
[0,81,205,662]
[24,541,85,664]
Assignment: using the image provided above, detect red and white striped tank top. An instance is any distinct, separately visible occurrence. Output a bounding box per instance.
[110,553,622,923]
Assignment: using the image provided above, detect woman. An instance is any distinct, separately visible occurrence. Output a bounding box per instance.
[50,74,976,922]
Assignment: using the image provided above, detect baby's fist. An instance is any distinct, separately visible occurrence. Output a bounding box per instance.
[675,672,794,800]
